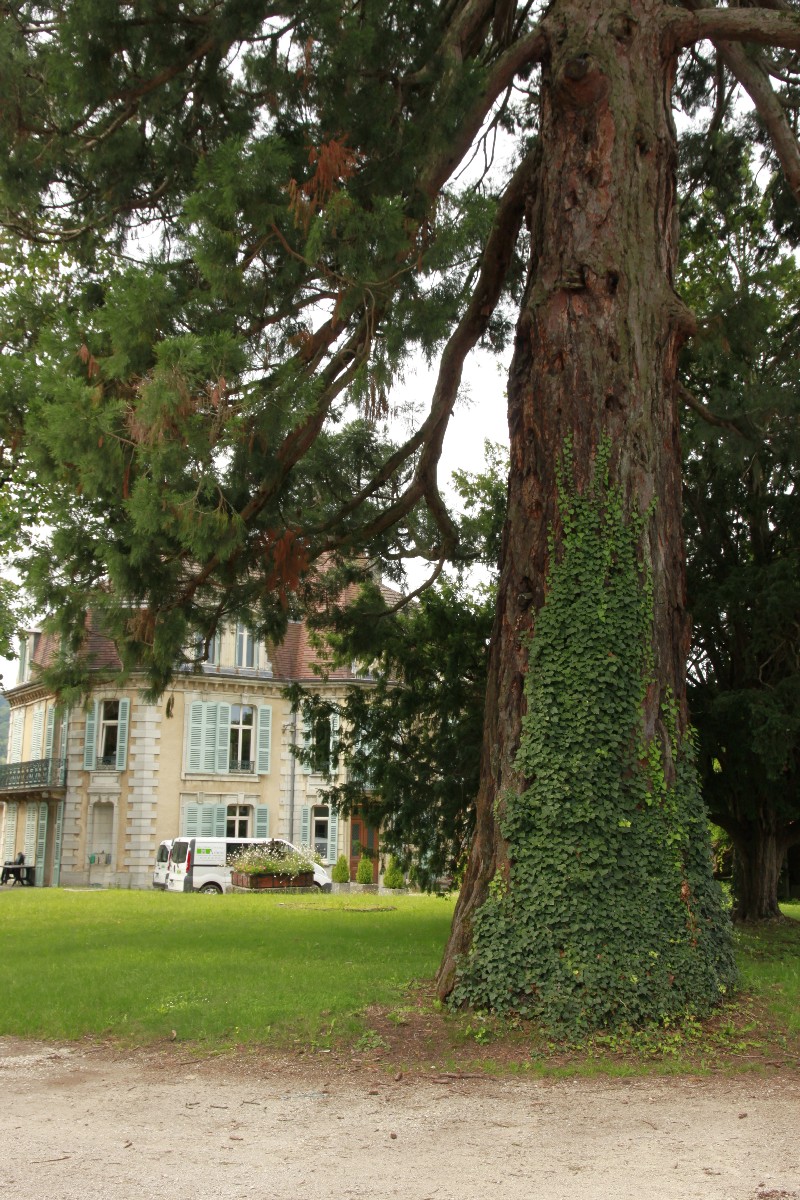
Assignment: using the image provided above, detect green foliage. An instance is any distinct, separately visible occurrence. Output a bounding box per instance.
[0,2,525,695]
[452,440,737,1033]
[356,855,375,885]
[382,856,406,890]
[331,855,351,884]
[679,159,800,914]
[294,570,495,889]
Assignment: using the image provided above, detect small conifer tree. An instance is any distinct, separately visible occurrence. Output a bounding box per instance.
[382,856,405,890]
[331,854,350,884]
[355,855,374,885]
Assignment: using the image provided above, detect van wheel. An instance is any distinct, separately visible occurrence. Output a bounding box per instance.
[199,882,222,894]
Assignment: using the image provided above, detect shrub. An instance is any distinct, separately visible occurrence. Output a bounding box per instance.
[331,854,350,883]
[382,856,405,889]
[229,843,314,878]
[355,855,374,884]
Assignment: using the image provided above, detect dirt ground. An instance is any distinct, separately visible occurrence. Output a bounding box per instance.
[2,1036,799,1200]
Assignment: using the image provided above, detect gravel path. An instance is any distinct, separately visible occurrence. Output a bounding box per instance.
[2,1037,799,1199]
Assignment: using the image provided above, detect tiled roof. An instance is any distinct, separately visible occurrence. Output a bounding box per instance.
[25,580,403,686]
[31,614,123,674]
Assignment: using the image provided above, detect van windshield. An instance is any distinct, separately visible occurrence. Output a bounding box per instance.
[171,841,189,865]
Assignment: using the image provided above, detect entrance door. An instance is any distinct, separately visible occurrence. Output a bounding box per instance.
[349,814,379,883]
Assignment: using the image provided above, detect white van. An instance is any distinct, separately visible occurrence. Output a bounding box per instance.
[165,837,332,894]
[152,840,173,890]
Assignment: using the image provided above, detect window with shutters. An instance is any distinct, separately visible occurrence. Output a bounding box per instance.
[83,698,129,772]
[186,702,272,775]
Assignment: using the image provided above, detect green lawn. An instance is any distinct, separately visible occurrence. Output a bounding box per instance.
[1,890,797,1063]
[0,889,455,1046]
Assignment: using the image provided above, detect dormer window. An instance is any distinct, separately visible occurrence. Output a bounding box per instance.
[235,625,258,669]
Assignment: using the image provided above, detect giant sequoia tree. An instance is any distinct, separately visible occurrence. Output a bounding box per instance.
[3,1,800,1029]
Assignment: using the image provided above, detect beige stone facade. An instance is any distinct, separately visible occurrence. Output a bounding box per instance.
[0,618,376,888]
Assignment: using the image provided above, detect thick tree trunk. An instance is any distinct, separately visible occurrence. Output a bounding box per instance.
[717,804,797,921]
[732,833,784,922]
[437,0,731,1016]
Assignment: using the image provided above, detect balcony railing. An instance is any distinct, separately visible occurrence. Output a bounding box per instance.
[0,757,67,792]
[228,758,255,774]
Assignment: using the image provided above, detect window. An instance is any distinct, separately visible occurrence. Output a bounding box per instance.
[300,803,338,862]
[302,711,340,776]
[226,803,252,838]
[98,701,120,767]
[312,806,329,860]
[83,698,130,772]
[228,705,255,772]
[195,631,221,666]
[235,625,258,669]
[186,702,272,775]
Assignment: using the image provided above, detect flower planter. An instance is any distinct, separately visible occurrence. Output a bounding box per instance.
[231,870,314,890]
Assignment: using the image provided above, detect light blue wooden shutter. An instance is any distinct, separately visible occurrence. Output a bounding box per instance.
[183,803,200,836]
[257,706,272,774]
[300,805,311,848]
[327,807,339,863]
[199,805,217,836]
[24,804,38,862]
[30,704,44,759]
[201,703,222,772]
[2,802,18,860]
[52,801,64,886]
[255,806,270,837]
[115,698,130,770]
[83,701,98,770]
[196,803,227,837]
[34,802,48,886]
[187,702,204,772]
[216,703,231,772]
[43,707,56,760]
[8,708,23,764]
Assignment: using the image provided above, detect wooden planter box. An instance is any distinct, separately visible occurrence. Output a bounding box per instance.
[231,870,314,890]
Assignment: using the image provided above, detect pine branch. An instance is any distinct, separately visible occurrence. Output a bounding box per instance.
[670,1,800,204]
[312,143,537,550]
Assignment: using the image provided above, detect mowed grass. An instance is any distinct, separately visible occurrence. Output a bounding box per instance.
[1,891,798,1060]
[0,889,455,1047]
[734,901,800,1038]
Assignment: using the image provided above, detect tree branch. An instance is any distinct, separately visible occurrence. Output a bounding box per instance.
[313,143,537,549]
[666,8,800,53]
[678,382,754,437]
[670,2,800,204]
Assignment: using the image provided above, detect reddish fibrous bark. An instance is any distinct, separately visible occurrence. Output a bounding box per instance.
[438,0,698,996]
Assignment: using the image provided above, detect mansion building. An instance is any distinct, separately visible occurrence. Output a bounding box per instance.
[0,616,380,888]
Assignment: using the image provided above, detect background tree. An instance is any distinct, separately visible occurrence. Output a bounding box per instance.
[3,1,800,1028]
[292,450,504,889]
[680,168,800,921]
